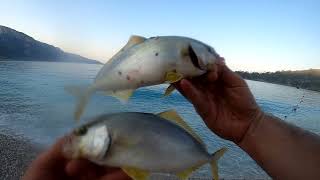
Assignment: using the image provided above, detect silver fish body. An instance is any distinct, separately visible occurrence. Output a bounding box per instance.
[93,36,219,91]
[63,111,226,180]
[65,36,221,120]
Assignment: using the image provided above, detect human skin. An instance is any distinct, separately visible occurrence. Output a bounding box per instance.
[22,136,130,180]
[174,61,320,179]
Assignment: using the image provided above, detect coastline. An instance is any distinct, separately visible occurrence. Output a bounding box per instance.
[236,70,320,93]
[0,133,43,180]
[245,79,320,93]
[0,58,103,65]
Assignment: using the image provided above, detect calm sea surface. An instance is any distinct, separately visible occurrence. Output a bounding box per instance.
[1,61,319,179]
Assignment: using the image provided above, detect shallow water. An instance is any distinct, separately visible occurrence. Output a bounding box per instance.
[0,61,319,179]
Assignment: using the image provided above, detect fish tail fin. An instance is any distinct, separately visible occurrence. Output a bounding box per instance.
[209,147,227,180]
[64,85,92,121]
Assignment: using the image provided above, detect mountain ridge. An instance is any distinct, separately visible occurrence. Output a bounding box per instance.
[0,25,101,64]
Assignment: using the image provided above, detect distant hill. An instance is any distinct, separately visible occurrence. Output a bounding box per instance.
[0,25,101,64]
[236,69,320,92]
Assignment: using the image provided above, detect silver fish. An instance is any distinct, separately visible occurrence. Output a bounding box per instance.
[65,36,221,120]
[63,110,227,180]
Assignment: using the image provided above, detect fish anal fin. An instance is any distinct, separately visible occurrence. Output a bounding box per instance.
[210,147,227,180]
[157,110,205,147]
[165,71,183,83]
[163,84,175,97]
[176,164,203,180]
[104,89,135,102]
[122,167,149,180]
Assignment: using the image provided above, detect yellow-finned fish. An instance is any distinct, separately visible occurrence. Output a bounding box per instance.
[63,110,227,180]
[65,36,221,120]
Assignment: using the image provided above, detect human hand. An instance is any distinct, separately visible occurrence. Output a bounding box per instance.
[175,60,263,143]
[22,136,130,180]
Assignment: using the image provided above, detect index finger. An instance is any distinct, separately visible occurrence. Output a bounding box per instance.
[213,63,248,88]
[38,136,70,167]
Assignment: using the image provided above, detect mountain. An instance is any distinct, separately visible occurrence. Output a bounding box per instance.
[0,25,101,64]
[236,69,320,92]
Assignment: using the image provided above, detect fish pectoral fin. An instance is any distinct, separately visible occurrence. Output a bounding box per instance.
[163,84,176,97]
[104,89,135,102]
[165,71,183,83]
[176,164,203,180]
[156,110,206,147]
[210,147,227,180]
[121,167,149,180]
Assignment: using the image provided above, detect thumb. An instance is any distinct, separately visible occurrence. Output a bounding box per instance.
[219,65,247,88]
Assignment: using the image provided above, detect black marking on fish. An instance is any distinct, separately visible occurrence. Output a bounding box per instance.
[188,45,202,70]
[103,133,112,159]
[118,71,122,76]
[155,52,159,56]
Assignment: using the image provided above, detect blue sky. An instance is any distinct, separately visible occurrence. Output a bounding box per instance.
[0,0,319,71]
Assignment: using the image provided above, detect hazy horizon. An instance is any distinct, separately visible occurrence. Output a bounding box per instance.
[1,0,319,72]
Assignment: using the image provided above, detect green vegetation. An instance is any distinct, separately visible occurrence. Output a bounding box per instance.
[236,69,320,92]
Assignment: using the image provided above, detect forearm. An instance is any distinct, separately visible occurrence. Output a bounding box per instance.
[239,113,320,179]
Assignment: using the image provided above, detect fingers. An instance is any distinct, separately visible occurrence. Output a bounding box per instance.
[65,159,103,177]
[206,63,219,82]
[66,159,130,180]
[36,136,69,168]
[218,64,247,88]
[100,170,131,180]
[179,79,205,108]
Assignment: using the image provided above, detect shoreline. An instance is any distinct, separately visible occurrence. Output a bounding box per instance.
[246,79,320,93]
[0,133,43,180]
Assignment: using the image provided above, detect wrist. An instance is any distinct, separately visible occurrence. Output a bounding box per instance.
[237,110,266,147]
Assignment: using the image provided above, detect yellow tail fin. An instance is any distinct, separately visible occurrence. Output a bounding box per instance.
[210,147,227,180]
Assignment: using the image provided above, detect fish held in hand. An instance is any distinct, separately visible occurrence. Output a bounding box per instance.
[63,110,227,180]
[65,36,221,120]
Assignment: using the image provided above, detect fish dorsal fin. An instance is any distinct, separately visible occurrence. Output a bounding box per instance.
[103,89,135,103]
[105,35,146,65]
[122,167,149,180]
[125,35,146,49]
[157,110,206,147]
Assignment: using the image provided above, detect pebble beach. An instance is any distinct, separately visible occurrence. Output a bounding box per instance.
[0,133,42,180]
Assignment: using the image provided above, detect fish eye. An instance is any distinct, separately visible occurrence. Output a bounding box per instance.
[74,126,88,136]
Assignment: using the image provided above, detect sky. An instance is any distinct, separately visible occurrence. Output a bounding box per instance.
[0,0,319,72]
